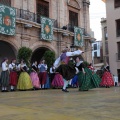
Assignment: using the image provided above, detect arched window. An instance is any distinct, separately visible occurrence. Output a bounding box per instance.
[0,0,11,6]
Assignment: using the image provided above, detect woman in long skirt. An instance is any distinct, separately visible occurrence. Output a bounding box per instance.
[17,60,33,90]
[1,58,9,92]
[9,59,18,91]
[38,60,47,89]
[76,57,101,91]
[30,61,40,89]
[100,65,114,88]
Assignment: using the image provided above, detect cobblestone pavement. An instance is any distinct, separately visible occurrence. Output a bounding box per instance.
[0,87,120,120]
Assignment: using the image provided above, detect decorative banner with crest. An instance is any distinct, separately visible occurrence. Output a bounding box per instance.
[74,26,84,47]
[0,4,16,35]
[41,16,53,41]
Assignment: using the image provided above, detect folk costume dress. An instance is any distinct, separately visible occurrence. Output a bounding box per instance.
[54,50,83,91]
[30,64,40,89]
[17,64,33,90]
[100,66,114,87]
[38,63,47,88]
[77,62,101,91]
[9,63,18,90]
[1,61,9,90]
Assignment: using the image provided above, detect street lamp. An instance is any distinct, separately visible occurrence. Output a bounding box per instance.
[70,44,75,52]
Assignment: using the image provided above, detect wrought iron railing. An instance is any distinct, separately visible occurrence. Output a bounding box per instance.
[67,24,85,34]
[116,53,120,61]
[15,8,58,28]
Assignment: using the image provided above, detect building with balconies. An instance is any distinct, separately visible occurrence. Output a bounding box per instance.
[0,0,93,65]
[101,18,109,65]
[102,0,120,81]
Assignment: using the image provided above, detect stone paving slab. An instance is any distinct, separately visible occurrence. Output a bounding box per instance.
[0,87,120,120]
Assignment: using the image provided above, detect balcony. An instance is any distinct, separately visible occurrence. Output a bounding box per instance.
[67,24,85,34]
[15,8,58,28]
[116,53,120,61]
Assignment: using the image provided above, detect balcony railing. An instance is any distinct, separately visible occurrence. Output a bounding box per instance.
[116,53,120,61]
[16,8,58,28]
[67,24,86,34]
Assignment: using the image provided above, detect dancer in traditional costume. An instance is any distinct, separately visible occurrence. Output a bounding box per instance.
[9,59,18,91]
[17,60,33,90]
[30,61,40,89]
[38,60,47,89]
[100,65,114,88]
[76,57,101,91]
[54,48,83,92]
[1,58,9,92]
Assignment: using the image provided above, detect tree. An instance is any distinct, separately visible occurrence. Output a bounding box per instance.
[43,50,55,71]
[17,47,32,66]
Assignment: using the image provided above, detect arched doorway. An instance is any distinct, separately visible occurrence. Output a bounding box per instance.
[0,41,17,71]
[31,47,51,63]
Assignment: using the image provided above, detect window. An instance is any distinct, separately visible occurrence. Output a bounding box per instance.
[116,19,120,37]
[69,11,78,31]
[104,27,108,40]
[36,0,49,17]
[117,42,120,60]
[0,0,11,6]
[114,0,120,8]
[94,52,97,57]
[105,41,109,55]
[94,44,97,50]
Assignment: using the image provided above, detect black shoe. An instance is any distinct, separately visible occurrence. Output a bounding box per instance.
[5,90,9,92]
[1,90,5,92]
[62,89,69,92]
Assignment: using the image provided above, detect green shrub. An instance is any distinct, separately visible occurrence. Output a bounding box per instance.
[17,47,32,67]
[43,51,55,71]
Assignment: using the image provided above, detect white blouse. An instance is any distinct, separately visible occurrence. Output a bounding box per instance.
[9,63,17,70]
[2,61,8,71]
[38,64,48,70]
[54,50,83,68]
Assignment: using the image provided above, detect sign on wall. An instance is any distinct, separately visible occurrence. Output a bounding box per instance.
[41,16,53,41]
[74,26,84,47]
[0,4,16,35]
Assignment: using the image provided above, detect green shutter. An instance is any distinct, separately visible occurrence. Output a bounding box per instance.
[74,26,84,47]
[0,4,16,35]
[41,16,53,41]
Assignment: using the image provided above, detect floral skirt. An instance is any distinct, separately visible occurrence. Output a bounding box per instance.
[100,71,114,87]
[78,68,101,91]
[30,72,40,88]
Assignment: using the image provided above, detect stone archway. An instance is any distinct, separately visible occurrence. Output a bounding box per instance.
[31,47,52,64]
[0,40,17,71]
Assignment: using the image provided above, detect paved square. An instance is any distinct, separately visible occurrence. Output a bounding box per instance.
[0,87,120,120]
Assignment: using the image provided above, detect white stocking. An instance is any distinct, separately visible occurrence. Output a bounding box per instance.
[63,79,69,90]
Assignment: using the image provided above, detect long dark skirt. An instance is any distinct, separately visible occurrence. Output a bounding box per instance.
[56,64,76,80]
[9,71,18,86]
[78,68,101,91]
[1,71,9,87]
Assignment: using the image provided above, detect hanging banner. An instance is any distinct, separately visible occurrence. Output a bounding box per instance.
[0,4,16,35]
[74,26,84,47]
[41,16,53,41]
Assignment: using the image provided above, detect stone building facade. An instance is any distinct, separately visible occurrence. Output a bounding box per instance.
[0,0,92,65]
